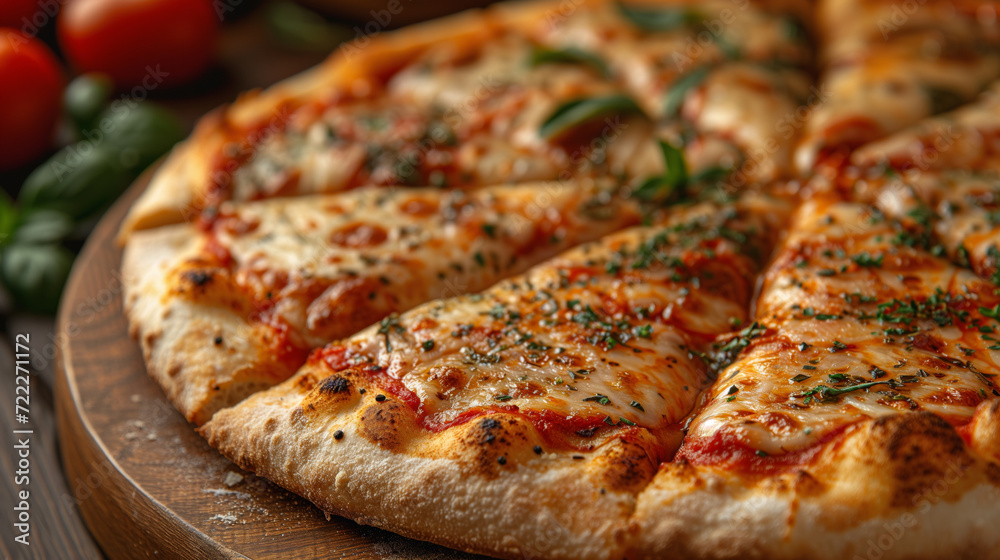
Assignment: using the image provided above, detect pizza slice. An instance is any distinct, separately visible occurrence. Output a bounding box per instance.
[851,80,1000,173]
[794,0,1000,173]
[631,197,1000,558]
[829,83,1000,293]
[119,0,815,238]
[122,181,641,425]
[198,193,791,559]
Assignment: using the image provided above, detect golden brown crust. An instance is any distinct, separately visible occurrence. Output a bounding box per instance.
[201,374,644,560]
[629,413,1000,560]
[122,225,301,424]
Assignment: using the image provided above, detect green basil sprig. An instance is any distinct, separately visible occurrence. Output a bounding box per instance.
[540,94,646,140]
[1,244,74,314]
[530,46,611,78]
[65,74,114,134]
[663,66,710,117]
[6,98,184,313]
[634,140,688,202]
[616,2,702,32]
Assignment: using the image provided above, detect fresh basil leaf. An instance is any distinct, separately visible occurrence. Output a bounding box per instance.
[65,73,114,135]
[663,66,710,117]
[924,86,964,115]
[539,94,646,140]
[616,2,702,32]
[0,193,17,247]
[690,165,731,185]
[634,140,688,202]
[18,145,133,220]
[713,35,741,60]
[12,211,75,245]
[529,46,611,78]
[658,139,688,189]
[267,1,350,52]
[782,16,808,42]
[98,103,185,173]
[1,243,74,314]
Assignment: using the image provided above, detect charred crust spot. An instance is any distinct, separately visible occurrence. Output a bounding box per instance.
[182,270,213,287]
[596,437,657,493]
[576,426,600,438]
[458,416,533,478]
[262,417,278,433]
[865,413,972,508]
[319,376,351,395]
[359,402,406,450]
[303,373,360,414]
[294,375,318,392]
[214,336,223,346]
[789,469,824,496]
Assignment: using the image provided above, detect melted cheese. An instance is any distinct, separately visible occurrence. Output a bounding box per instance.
[686,199,1000,456]
[797,29,1000,172]
[223,0,814,206]
[852,81,1000,172]
[312,197,788,436]
[176,182,639,346]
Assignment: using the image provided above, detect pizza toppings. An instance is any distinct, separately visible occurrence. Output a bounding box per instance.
[681,198,1000,468]
[292,195,788,450]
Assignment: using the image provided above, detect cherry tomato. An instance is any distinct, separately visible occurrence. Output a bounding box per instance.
[0,0,47,28]
[0,29,64,170]
[58,0,218,89]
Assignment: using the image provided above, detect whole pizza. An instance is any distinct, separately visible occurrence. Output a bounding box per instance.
[117,0,1000,558]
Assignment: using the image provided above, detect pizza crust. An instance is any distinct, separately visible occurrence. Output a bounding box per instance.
[122,225,302,425]
[630,413,1000,560]
[200,367,662,560]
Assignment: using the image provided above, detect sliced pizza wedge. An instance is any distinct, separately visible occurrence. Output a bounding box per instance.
[833,82,1000,291]
[795,0,1000,173]
[199,193,791,560]
[631,197,1000,559]
[851,80,1000,173]
[119,0,815,239]
[123,181,640,425]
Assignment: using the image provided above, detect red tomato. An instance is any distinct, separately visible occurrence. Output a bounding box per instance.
[0,29,64,170]
[0,0,49,28]
[58,0,218,90]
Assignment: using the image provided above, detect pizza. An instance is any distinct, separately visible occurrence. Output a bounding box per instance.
[116,0,1000,558]
[122,181,641,424]
[794,0,1000,173]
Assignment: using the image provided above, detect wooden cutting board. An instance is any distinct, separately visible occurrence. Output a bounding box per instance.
[54,171,486,560]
